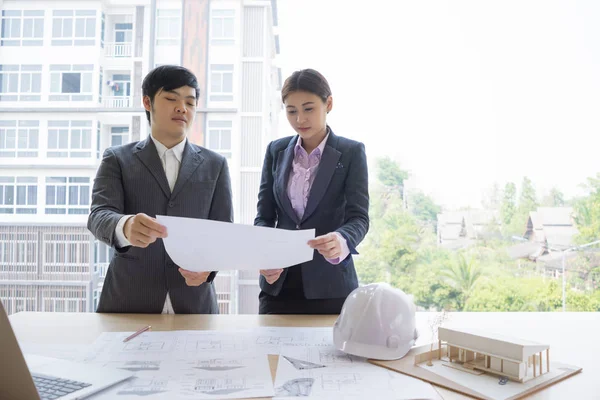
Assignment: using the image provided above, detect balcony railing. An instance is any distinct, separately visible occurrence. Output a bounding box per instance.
[104,42,133,58]
[103,96,132,108]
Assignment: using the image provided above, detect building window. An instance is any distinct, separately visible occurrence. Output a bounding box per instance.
[45,177,90,215]
[98,67,103,104]
[52,10,96,46]
[0,286,37,315]
[100,13,105,47]
[156,9,180,46]
[110,126,129,147]
[96,122,101,159]
[105,74,131,107]
[210,64,234,101]
[47,120,92,158]
[41,286,87,312]
[43,233,90,276]
[0,64,42,101]
[0,176,37,214]
[115,22,133,43]
[0,120,39,158]
[207,121,232,159]
[94,240,113,279]
[0,10,44,47]
[49,65,93,102]
[210,9,235,45]
[0,177,14,214]
[0,232,38,273]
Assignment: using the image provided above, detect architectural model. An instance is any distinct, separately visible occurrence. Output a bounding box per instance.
[416,326,550,383]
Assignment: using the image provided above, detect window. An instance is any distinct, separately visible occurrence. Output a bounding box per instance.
[98,67,103,103]
[41,286,87,312]
[43,234,90,275]
[0,65,42,101]
[0,232,37,271]
[0,286,37,315]
[156,9,180,46]
[93,240,113,279]
[210,64,234,101]
[49,65,93,101]
[52,10,96,46]
[108,74,131,97]
[0,10,44,46]
[207,121,232,159]
[45,177,90,215]
[110,126,129,147]
[47,120,93,158]
[100,13,105,47]
[0,120,39,158]
[104,73,133,107]
[115,22,133,43]
[96,122,101,159]
[0,177,37,214]
[210,10,235,45]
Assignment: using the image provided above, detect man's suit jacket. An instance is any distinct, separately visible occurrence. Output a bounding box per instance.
[88,136,233,313]
[254,129,370,299]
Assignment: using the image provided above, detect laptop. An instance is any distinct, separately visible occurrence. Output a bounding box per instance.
[0,301,133,400]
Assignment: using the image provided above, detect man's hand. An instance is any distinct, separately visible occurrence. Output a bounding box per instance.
[179,269,211,286]
[124,213,167,248]
[260,269,283,285]
[308,232,342,259]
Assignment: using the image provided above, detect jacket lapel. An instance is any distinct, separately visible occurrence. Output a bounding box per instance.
[133,137,171,199]
[170,141,205,200]
[275,137,300,224]
[301,133,341,223]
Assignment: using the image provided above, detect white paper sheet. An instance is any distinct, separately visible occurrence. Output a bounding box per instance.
[82,331,274,400]
[19,342,91,362]
[156,215,315,272]
[273,346,441,399]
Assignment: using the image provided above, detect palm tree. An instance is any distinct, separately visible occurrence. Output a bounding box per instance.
[441,253,482,310]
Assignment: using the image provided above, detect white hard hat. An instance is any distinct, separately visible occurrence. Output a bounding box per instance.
[333,282,418,361]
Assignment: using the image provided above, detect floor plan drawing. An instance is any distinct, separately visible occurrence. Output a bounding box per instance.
[123,341,167,352]
[193,378,247,395]
[189,358,246,372]
[82,332,275,399]
[321,373,359,391]
[282,355,326,370]
[274,378,315,397]
[115,377,170,397]
[273,345,441,400]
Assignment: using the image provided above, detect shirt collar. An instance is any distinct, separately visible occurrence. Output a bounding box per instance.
[151,134,186,163]
[295,127,330,157]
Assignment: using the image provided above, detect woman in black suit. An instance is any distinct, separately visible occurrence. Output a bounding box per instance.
[254,69,370,314]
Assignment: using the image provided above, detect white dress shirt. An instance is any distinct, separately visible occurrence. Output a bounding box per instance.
[114,135,187,314]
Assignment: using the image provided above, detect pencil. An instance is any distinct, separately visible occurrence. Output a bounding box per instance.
[123,325,152,342]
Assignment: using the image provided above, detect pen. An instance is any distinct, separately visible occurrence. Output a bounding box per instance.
[123,325,152,343]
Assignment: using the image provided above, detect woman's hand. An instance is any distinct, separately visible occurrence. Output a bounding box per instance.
[260,269,284,284]
[308,233,342,259]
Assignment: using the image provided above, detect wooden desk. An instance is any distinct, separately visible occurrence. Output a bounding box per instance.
[8,312,599,399]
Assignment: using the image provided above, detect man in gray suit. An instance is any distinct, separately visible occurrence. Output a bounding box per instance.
[88,65,233,314]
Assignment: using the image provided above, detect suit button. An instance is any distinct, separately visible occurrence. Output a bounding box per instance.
[168,202,174,208]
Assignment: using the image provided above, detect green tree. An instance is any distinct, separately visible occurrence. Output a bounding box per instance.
[542,187,566,207]
[501,182,517,225]
[440,253,483,310]
[408,191,442,228]
[505,177,539,235]
[376,157,409,195]
[574,173,600,244]
[518,176,538,214]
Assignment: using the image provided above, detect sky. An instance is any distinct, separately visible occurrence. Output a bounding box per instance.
[275,0,600,210]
